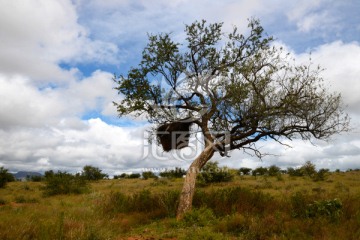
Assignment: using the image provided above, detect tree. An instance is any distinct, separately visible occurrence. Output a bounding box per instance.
[268,165,281,176]
[0,167,15,188]
[81,165,108,181]
[142,171,158,179]
[114,19,349,219]
[252,166,268,176]
[300,161,317,178]
[239,167,252,176]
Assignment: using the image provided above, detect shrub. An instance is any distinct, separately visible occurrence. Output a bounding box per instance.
[252,166,268,176]
[287,167,304,177]
[306,199,342,221]
[193,187,273,216]
[142,171,158,180]
[300,161,317,178]
[43,171,90,196]
[128,173,141,179]
[182,207,216,227]
[197,161,233,185]
[238,167,252,176]
[312,168,330,181]
[159,167,186,178]
[215,213,248,234]
[29,175,44,182]
[101,189,180,218]
[0,167,14,188]
[268,165,281,176]
[81,165,108,181]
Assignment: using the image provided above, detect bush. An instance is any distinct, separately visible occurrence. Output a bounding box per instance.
[268,165,281,176]
[159,167,186,178]
[43,171,90,196]
[197,161,233,185]
[238,167,252,176]
[312,168,330,181]
[0,167,15,188]
[305,198,342,221]
[142,171,158,180]
[182,207,216,227]
[102,189,180,218]
[28,175,44,182]
[128,173,141,179]
[193,187,273,216]
[252,166,268,176]
[300,161,317,178]
[81,165,108,181]
[287,167,304,177]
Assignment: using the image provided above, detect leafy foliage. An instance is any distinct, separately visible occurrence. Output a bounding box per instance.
[306,198,342,221]
[0,167,15,188]
[268,165,281,176]
[252,167,268,176]
[197,161,234,185]
[238,167,252,175]
[142,171,158,180]
[114,18,349,158]
[81,165,108,181]
[42,171,89,196]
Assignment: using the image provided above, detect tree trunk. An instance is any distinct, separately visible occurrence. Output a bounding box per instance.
[176,145,215,220]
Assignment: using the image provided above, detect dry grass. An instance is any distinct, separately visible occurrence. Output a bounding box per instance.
[0,171,359,239]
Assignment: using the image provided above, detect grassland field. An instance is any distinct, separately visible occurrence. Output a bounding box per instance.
[0,171,360,240]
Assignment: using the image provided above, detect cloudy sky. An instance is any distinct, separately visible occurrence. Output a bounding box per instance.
[1,0,360,175]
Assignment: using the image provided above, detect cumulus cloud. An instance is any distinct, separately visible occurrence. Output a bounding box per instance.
[0,0,118,83]
[1,0,360,175]
[0,118,145,174]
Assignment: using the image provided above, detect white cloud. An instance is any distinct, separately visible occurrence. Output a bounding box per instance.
[0,118,145,174]
[0,0,118,83]
[299,41,360,118]
[0,0,360,175]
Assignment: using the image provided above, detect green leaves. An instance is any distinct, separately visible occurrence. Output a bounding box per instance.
[114,18,349,156]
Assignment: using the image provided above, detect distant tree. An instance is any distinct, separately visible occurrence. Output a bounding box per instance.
[268,165,281,176]
[119,173,129,178]
[29,175,43,182]
[252,167,268,176]
[312,168,330,181]
[44,170,55,179]
[128,173,141,179]
[81,165,108,181]
[160,167,186,178]
[114,19,349,218]
[142,171,158,180]
[0,167,15,188]
[238,167,252,176]
[287,167,303,177]
[300,161,317,178]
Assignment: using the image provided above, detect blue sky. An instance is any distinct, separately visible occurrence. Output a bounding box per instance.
[1,0,360,175]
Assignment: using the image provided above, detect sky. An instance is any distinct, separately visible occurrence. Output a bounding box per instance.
[1,0,360,175]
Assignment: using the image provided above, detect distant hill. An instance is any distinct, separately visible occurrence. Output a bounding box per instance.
[13,171,43,180]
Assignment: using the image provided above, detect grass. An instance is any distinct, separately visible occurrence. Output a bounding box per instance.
[0,171,360,239]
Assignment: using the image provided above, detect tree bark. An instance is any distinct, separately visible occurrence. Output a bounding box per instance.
[176,144,215,220]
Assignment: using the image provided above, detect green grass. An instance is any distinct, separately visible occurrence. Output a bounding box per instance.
[1,171,360,239]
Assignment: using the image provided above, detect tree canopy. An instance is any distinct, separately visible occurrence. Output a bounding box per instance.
[114,19,348,156]
[114,18,349,218]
